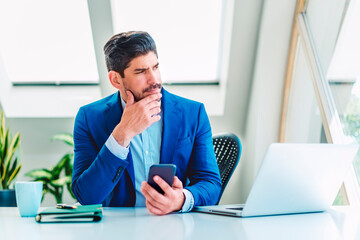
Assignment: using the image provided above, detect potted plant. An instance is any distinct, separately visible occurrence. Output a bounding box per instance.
[26,133,76,204]
[0,110,22,206]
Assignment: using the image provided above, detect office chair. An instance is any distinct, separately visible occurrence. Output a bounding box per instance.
[213,133,242,204]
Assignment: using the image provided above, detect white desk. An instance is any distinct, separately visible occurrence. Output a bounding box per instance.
[1,207,360,240]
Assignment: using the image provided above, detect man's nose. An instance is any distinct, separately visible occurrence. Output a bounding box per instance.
[147,69,158,84]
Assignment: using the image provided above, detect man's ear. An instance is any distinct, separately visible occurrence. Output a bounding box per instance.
[109,71,122,89]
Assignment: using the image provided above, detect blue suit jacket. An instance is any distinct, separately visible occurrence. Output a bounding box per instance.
[72,88,221,207]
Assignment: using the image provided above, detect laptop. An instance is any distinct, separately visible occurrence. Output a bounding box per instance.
[194,143,359,217]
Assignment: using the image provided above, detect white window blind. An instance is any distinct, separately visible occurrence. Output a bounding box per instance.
[110,0,224,84]
[0,0,99,84]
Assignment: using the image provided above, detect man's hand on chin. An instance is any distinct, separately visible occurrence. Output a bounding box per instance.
[140,176,185,215]
[112,91,162,147]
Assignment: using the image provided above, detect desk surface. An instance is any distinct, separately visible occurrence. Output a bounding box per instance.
[1,207,360,240]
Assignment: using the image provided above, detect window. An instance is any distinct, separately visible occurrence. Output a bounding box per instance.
[326,0,360,188]
[110,0,230,84]
[0,0,102,117]
[0,0,99,85]
[281,0,360,205]
[284,38,323,144]
[0,0,228,117]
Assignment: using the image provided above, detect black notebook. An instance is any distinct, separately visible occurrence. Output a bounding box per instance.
[35,204,103,223]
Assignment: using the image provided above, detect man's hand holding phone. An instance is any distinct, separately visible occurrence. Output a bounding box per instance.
[141,164,185,215]
[112,91,162,147]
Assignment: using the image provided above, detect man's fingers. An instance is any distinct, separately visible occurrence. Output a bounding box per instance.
[154,176,173,195]
[149,115,161,124]
[141,182,166,207]
[141,93,162,104]
[172,176,183,189]
[145,200,165,215]
[146,100,161,109]
[149,108,161,117]
[142,177,185,215]
[126,91,135,105]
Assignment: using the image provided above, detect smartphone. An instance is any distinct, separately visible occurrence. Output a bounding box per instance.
[147,164,176,194]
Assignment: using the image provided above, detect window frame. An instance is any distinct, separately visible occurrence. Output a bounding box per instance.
[280,0,360,205]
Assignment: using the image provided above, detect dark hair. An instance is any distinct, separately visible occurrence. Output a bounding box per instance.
[103,31,158,77]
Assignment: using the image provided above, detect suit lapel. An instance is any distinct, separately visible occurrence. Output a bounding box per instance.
[104,91,135,191]
[104,91,123,136]
[160,88,182,164]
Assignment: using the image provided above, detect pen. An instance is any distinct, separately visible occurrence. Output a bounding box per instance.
[56,204,77,209]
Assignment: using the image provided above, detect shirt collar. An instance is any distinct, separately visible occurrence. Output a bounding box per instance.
[120,94,126,111]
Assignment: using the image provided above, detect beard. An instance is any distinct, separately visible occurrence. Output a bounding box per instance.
[126,83,162,102]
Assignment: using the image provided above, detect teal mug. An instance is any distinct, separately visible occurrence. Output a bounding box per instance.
[15,182,43,217]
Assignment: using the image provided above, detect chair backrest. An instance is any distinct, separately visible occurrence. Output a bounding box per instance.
[213,133,242,204]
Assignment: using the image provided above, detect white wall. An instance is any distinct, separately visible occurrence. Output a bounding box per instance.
[210,0,264,204]
[239,0,297,203]
[1,0,296,206]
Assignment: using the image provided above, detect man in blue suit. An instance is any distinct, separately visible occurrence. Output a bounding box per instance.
[72,31,221,215]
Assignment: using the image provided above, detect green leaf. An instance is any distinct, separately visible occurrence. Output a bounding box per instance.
[50,176,72,187]
[64,153,74,176]
[1,128,9,164]
[2,156,12,185]
[1,129,10,183]
[51,154,69,177]
[8,157,19,177]
[3,133,20,184]
[0,110,22,190]
[6,162,22,188]
[33,178,51,184]
[4,132,20,167]
[0,111,4,139]
[51,133,74,147]
[66,183,76,199]
[25,169,52,180]
[44,185,58,198]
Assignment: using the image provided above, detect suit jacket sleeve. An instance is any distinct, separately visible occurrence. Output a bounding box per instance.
[71,107,129,205]
[185,104,222,206]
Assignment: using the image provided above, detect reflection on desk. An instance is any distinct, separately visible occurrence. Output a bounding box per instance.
[242,212,338,239]
[0,207,360,240]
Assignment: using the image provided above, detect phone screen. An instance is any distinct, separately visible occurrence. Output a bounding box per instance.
[147,164,176,194]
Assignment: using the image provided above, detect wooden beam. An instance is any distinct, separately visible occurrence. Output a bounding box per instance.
[279,0,306,142]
